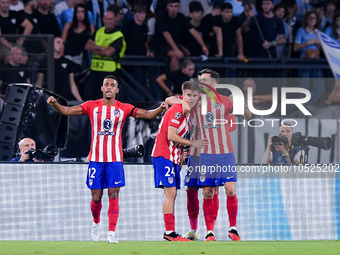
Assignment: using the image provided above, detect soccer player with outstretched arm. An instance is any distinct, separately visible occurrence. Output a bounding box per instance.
[47,75,167,243]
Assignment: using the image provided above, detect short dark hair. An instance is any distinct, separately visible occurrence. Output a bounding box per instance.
[198,68,220,80]
[181,81,200,93]
[107,4,123,15]
[273,3,288,19]
[221,2,233,11]
[212,0,223,9]
[180,59,194,69]
[103,75,118,86]
[167,0,180,4]
[189,1,204,13]
[133,3,147,13]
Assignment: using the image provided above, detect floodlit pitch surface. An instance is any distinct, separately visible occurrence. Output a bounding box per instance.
[1,241,340,255]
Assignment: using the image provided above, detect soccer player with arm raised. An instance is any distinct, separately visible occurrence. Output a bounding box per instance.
[47,75,167,243]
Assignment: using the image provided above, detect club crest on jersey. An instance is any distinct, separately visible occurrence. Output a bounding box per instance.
[114,110,120,118]
[175,112,182,120]
[168,177,174,184]
[103,119,112,131]
[200,175,206,182]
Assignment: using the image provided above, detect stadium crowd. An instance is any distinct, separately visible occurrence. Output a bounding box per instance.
[1,0,340,107]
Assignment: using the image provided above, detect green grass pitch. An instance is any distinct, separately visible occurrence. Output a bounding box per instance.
[1,241,340,255]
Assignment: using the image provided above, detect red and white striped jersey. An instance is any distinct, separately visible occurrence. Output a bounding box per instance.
[151,104,189,164]
[195,94,234,154]
[80,99,138,162]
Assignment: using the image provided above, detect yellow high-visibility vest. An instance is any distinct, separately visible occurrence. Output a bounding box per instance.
[91,27,126,72]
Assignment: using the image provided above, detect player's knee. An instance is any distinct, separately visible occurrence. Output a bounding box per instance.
[92,198,102,204]
[203,189,214,199]
[225,187,236,196]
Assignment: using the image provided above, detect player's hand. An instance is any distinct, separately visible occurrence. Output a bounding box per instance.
[182,101,190,116]
[190,139,208,148]
[47,96,57,106]
[160,101,168,111]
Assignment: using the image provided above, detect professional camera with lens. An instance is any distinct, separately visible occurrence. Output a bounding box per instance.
[271,134,288,150]
[291,132,332,150]
[123,144,144,159]
[26,144,59,162]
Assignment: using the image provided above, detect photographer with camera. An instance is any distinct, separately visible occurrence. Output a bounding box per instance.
[262,124,302,164]
[11,138,44,162]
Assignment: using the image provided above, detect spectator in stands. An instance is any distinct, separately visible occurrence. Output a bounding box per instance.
[156,59,195,97]
[83,9,125,100]
[262,123,303,164]
[224,0,244,17]
[325,11,340,40]
[213,2,245,61]
[0,0,33,61]
[0,47,30,96]
[273,2,293,59]
[85,0,112,30]
[107,4,124,30]
[201,0,222,56]
[52,0,70,18]
[33,0,61,36]
[122,3,153,99]
[11,137,44,162]
[320,0,336,32]
[238,0,256,58]
[294,10,324,105]
[18,0,45,53]
[242,78,272,104]
[62,3,95,67]
[246,0,286,58]
[281,0,300,35]
[324,81,340,105]
[58,0,93,31]
[182,1,205,56]
[9,0,23,11]
[154,0,208,71]
[36,37,83,102]
[311,2,325,30]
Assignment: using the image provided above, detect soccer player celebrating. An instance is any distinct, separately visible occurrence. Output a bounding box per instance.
[152,81,208,241]
[166,69,251,241]
[47,75,168,243]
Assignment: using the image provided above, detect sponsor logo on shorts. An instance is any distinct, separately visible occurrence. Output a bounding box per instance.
[115,181,122,184]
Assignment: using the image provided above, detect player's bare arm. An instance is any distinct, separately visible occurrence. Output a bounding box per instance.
[134,102,168,119]
[47,96,83,116]
[165,96,190,116]
[168,126,208,147]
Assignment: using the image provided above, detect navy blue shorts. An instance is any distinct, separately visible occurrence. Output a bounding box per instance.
[152,156,181,189]
[198,153,237,186]
[86,161,125,189]
[184,155,202,188]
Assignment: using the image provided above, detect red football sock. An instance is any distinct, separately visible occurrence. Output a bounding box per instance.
[164,213,175,232]
[227,195,238,227]
[187,190,199,230]
[203,198,214,231]
[91,200,102,224]
[213,193,219,227]
[108,198,119,232]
